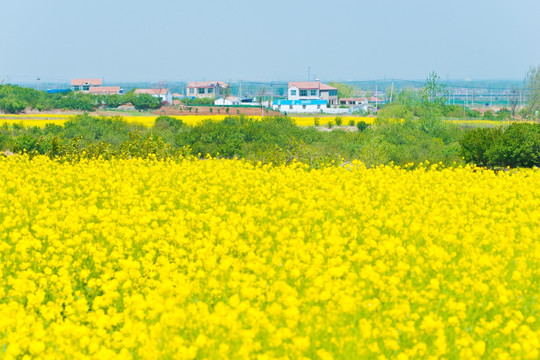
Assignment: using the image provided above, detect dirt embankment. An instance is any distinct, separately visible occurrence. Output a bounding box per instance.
[153,106,282,117]
[3,106,283,118]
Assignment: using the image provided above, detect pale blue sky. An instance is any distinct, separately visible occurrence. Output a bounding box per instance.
[1,0,539,83]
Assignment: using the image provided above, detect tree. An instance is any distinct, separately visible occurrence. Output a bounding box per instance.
[328,82,356,99]
[220,84,231,100]
[257,88,268,116]
[132,94,161,110]
[152,81,169,105]
[524,65,540,118]
[0,96,26,114]
[418,72,448,134]
[419,71,449,106]
[508,87,519,117]
[395,88,420,107]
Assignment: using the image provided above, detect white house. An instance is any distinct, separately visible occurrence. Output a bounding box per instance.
[186,81,229,99]
[288,81,338,105]
[214,96,241,106]
[134,88,173,104]
[339,97,368,106]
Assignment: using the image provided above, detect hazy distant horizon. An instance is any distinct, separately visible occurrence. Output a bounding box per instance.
[2,0,539,83]
[7,78,527,86]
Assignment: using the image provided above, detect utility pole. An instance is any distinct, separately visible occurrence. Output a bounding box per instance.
[390,80,394,103]
[239,81,242,98]
[37,76,41,91]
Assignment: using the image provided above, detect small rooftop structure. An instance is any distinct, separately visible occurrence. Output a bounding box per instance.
[71,78,102,86]
[187,81,229,88]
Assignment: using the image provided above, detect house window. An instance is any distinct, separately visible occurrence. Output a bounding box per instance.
[289,105,293,109]
[317,105,321,109]
[299,90,308,97]
[291,90,297,96]
[83,85,90,91]
[302,105,306,109]
[189,88,194,94]
[198,88,205,94]
[311,90,317,96]
[208,87,214,94]
[73,86,80,91]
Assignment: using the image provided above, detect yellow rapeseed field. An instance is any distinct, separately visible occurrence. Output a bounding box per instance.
[0,113,530,129]
[0,114,375,128]
[0,156,538,359]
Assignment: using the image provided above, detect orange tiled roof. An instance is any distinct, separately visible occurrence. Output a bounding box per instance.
[319,83,337,91]
[288,81,337,91]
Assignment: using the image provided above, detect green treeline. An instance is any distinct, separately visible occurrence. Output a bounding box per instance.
[0,85,162,113]
[0,114,458,167]
[2,114,540,167]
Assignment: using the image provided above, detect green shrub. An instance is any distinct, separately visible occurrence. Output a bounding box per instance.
[0,96,26,114]
[489,123,540,167]
[131,94,161,110]
[356,121,369,132]
[483,110,495,120]
[459,127,503,166]
[459,123,540,167]
[497,107,511,120]
[180,97,214,106]
[154,115,184,132]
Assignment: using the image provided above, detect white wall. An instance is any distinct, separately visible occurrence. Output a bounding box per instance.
[273,104,328,113]
[214,98,239,106]
[152,92,173,104]
[324,108,350,114]
[288,86,320,101]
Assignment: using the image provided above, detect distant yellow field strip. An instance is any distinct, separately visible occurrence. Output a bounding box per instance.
[0,114,377,127]
[0,114,528,128]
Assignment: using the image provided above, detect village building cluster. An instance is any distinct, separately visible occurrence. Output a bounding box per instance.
[69,78,383,114]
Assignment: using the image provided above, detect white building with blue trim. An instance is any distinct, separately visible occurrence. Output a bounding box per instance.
[272,99,328,113]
